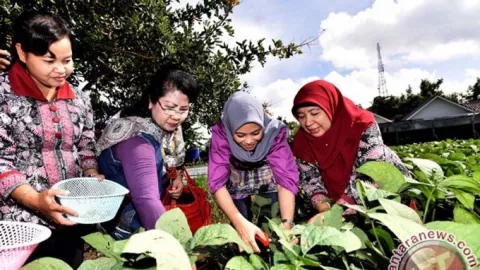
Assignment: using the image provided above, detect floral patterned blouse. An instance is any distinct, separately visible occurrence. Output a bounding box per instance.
[296,123,410,217]
[0,71,98,225]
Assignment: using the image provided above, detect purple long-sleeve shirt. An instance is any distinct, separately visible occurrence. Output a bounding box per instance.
[208,122,299,195]
[113,136,166,230]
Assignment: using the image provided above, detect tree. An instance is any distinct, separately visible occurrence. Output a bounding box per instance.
[419,78,444,98]
[368,78,464,121]
[0,0,306,146]
[368,96,402,120]
[262,101,274,117]
[463,77,480,102]
[277,116,299,144]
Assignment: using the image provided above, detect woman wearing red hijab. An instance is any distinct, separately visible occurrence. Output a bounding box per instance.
[291,80,409,223]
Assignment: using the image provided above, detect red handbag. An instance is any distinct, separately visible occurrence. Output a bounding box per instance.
[162,169,212,234]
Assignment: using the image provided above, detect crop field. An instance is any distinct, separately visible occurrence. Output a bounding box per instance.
[24,139,480,270]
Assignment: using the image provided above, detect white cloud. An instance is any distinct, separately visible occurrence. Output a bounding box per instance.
[169,0,201,10]
[249,76,320,121]
[324,68,437,107]
[248,68,480,122]
[465,68,480,79]
[319,0,480,70]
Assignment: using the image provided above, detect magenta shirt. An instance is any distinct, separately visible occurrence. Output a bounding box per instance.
[208,122,299,195]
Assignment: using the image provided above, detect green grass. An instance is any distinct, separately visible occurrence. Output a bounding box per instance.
[194,175,229,224]
[185,161,207,169]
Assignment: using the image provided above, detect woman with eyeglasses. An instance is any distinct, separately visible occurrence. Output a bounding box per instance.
[96,64,198,240]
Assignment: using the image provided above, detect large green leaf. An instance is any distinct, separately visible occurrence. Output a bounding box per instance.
[121,229,191,270]
[449,152,466,161]
[113,240,128,255]
[225,256,255,270]
[22,258,73,270]
[300,225,362,254]
[78,258,121,270]
[249,254,269,270]
[369,227,395,252]
[378,198,422,224]
[451,188,476,210]
[271,202,280,218]
[192,223,252,253]
[322,204,344,229]
[273,250,289,265]
[473,171,480,183]
[290,224,306,235]
[155,208,192,248]
[340,203,367,214]
[270,265,301,270]
[361,182,397,201]
[426,222,480,265]
[254,195,272,207]
[470,164,480,172]
[82,232,122,261]
[405,158,444,183]
[453,206,480,224]
[367,213,427,242]
[276,240,322,268]
[356,161,406,193]
[350,227,369,249]
[418,153,445,164]
[267,218,289,242]
[439,175,480,194]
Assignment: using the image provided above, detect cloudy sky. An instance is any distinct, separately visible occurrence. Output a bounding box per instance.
[174,0,480,122]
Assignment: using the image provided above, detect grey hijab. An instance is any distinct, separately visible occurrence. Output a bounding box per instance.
[221,91,286,163]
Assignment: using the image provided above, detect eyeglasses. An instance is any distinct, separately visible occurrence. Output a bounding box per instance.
[158,102,190,117]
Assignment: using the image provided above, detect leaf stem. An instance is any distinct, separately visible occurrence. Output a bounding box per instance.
[342,254,352,270]
[423,188,435,223]
[370,221,386,256]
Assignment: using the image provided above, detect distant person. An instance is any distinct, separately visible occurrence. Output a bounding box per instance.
[96,64,198,240]
[0,11,102,268]
[208,92,298,253]
[291,80,410,224]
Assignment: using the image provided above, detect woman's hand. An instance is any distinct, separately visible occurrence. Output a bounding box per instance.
[0,50,10,71]
[308,212,325,225]
[28,189,78,226]
[232,213,265,253]
[83,169,105,181]
[169,178,184,199]
[308,212,345,225]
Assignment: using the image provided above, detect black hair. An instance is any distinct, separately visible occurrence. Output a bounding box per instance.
[292,102,319,116]
[121,64,199,118]
[11,10,70,63]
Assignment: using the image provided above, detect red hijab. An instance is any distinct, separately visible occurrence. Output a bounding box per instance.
[292,80,375,201]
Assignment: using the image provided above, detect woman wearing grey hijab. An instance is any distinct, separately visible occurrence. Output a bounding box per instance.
[208,91,299,253]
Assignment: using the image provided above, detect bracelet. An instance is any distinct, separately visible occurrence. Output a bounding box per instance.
[281,218,295,227]
[18,189,33,205]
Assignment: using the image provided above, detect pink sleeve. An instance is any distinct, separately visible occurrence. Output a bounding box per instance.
[266,128,299,194]
[113,136,166,230]
[207,123,231,194]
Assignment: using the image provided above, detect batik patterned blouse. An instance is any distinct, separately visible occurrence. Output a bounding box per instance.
[296,123,410,216]
[0,71,97,225]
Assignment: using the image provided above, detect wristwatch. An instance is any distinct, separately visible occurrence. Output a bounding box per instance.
[281,218,295,227]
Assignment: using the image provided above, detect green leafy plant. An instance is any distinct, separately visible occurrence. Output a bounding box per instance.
[22,147,480,269]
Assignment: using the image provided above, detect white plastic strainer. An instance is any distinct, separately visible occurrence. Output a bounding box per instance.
[52,178,129,224]
[0,221,51,270]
